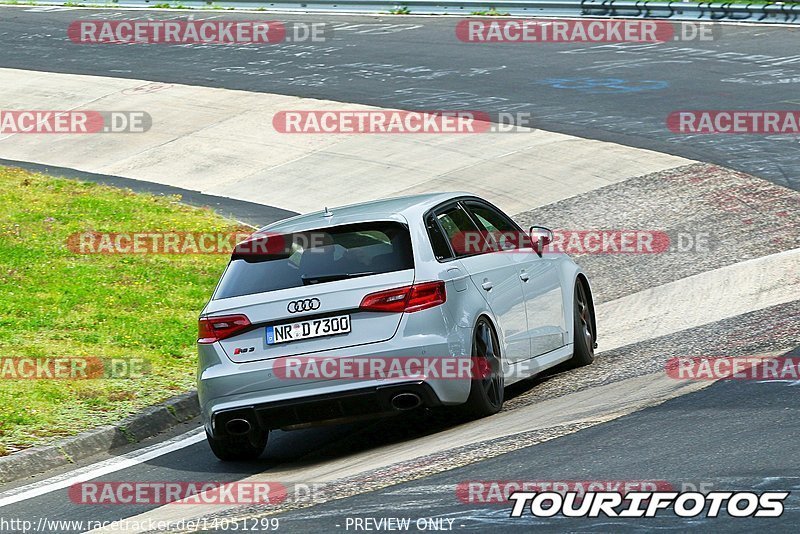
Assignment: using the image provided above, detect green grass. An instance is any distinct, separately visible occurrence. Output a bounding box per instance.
[152,2,190,8]
[0,166,240,454]
[470,7,510,15]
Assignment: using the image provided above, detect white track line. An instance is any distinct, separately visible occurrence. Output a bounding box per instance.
[0,428,205,509]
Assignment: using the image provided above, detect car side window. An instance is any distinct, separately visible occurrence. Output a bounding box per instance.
[465,201,531,251]
[435,204,489,257]
[425,213,453,261]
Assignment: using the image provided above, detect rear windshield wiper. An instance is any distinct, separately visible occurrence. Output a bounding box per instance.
[301,272,376,285]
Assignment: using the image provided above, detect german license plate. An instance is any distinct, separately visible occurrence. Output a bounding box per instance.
[266,315,351,345]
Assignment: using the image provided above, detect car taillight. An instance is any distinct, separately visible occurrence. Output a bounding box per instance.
[359,281,446,313]
[198,314,251,344]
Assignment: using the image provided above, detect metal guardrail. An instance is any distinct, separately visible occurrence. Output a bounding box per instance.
[17,0,800,23]
[580,0,800,22]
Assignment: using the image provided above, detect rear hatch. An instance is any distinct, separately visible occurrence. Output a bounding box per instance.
[204,220,416,364]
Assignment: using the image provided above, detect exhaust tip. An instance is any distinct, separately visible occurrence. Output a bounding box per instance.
[391,392,422,411]
[225,418,252,436]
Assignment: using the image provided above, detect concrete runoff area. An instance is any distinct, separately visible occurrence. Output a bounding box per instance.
[0,68,690,216]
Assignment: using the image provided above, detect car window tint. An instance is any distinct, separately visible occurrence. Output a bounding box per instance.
[426,213,453,260]
[214,222,413,299]
[436,204,488,257]
[465,201,531,251]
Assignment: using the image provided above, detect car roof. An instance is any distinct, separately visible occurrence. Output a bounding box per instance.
[260,191,474,233]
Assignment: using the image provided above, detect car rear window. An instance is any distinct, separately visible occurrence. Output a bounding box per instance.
[213,221,414,299]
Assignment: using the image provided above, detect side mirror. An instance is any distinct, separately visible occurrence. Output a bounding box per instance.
[529,226,553,257]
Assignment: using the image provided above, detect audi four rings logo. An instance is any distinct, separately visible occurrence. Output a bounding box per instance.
[287,298,321,313]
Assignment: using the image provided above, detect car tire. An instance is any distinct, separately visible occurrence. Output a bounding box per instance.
[570,279,595,367]
[459,317,504,418]
[206,429,268,461]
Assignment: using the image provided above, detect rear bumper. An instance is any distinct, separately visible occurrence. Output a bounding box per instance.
[198,320,473,435]
[211,381,440,436]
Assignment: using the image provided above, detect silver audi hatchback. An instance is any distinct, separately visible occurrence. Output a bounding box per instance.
[198,192,596,460]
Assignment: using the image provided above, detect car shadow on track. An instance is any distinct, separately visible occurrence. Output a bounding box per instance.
[257,365,571,468]
[138,364,575,476]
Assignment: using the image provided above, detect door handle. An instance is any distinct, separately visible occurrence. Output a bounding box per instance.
[481,280,493,291]
[519,270,530,282]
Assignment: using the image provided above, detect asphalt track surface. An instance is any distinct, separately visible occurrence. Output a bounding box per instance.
[1,8,799,190]
[0,318,797,533]
[266,371,800,534]
[0,6,799,534]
